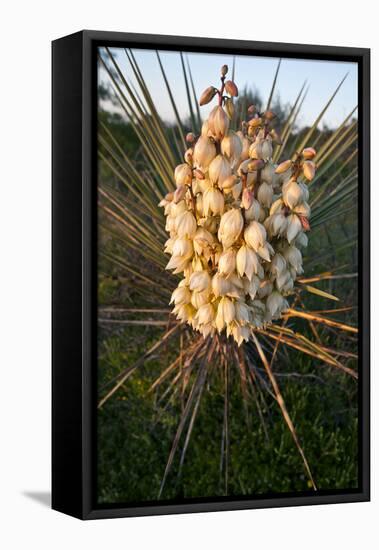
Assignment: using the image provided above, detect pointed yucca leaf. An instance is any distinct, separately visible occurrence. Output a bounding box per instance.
[156,51,186,150]
[124,49,178,168]
[251,332,317,490]
[285,308,358,333]
[180,52,197,133]
[99,51,175,190]
[186,54,201,129]
[273,82,308,162]
[99,150,163,225]
[158,340,214,498]
[313,106,357,164]
[99,121,166,201]
[107,48,176,178]
[300,284,340,302]
[310,151,357,206]
[292,73,348,157]
[99,137,166,212]
[312,122,357,175]
[266,59,281,111]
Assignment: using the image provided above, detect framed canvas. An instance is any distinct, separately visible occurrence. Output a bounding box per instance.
[52,30,370,520]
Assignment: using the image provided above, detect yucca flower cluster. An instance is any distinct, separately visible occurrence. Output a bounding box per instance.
[159,65,317,345]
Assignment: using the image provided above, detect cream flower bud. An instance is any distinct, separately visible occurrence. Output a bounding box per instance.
[212,273,232,297]
[293,202,311,218]
[282,179,304,209]
[303,160,316,181]
[184,148,193,165]
[165,254,190,273]
[218,208,244,249]
[170,286,191,305]
[195,303,215,324]
[208,106,230,140]
[261,163,276,185]
[220,174,237,190]
[286,214,302,243]
[232,181,242,200]
[257,181,273,207]
[243,275,260,300]
[173,185,187,203]
[266,291,286,318]
[215,297,235,332]
[221,132,243,162]
[244,221,267,252]
[174,303,196,323]
[283,245,303,273]
[172,237,194,258]
[174,163,192,186]
[189,270,211,292]
[208,154,232,186]
[224,80,238,97]
[249,138,273,160]
[193,136,216,171]
[258,280,273,299]
[191,289,211,309]
[241,188,254,210]
[193,227,214,254]
[236,131,250,161]
[199,86,217,106]
[235,301,250,324]
[175,210,197,238]
[296,231,308,248]
[271,253,287,277]
[245,199,261,222]
[236,245,259,280]
[234,325,251,346]
[203,187,225,216]
[257,243,273,262]
[302,147,316,160]
[218,249,237,277]
[275,159,292,174]
[269,213,288,236]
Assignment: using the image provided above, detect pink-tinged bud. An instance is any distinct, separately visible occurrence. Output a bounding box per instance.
[225,80,238,97]
[199,86,217,106]
[241,188,254,210]
[275,159,292,174]
[173,185,187,203]
[247,105,256,114]
[303,160,316,181]
[302,147,316,160]
[263,110,276,121]
[186,132,196,143]
[247,159,265,171]
[184,148,193,165]
[221,64,228,76]
[193,168,205,180]
[298,215,311,231]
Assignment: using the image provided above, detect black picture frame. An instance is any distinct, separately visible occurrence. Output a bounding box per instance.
[52,30,370,520]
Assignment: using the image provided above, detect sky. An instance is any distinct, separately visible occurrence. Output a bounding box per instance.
[99,47,358,130]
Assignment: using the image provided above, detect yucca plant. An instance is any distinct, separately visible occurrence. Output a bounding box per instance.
[97,47,358,500]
